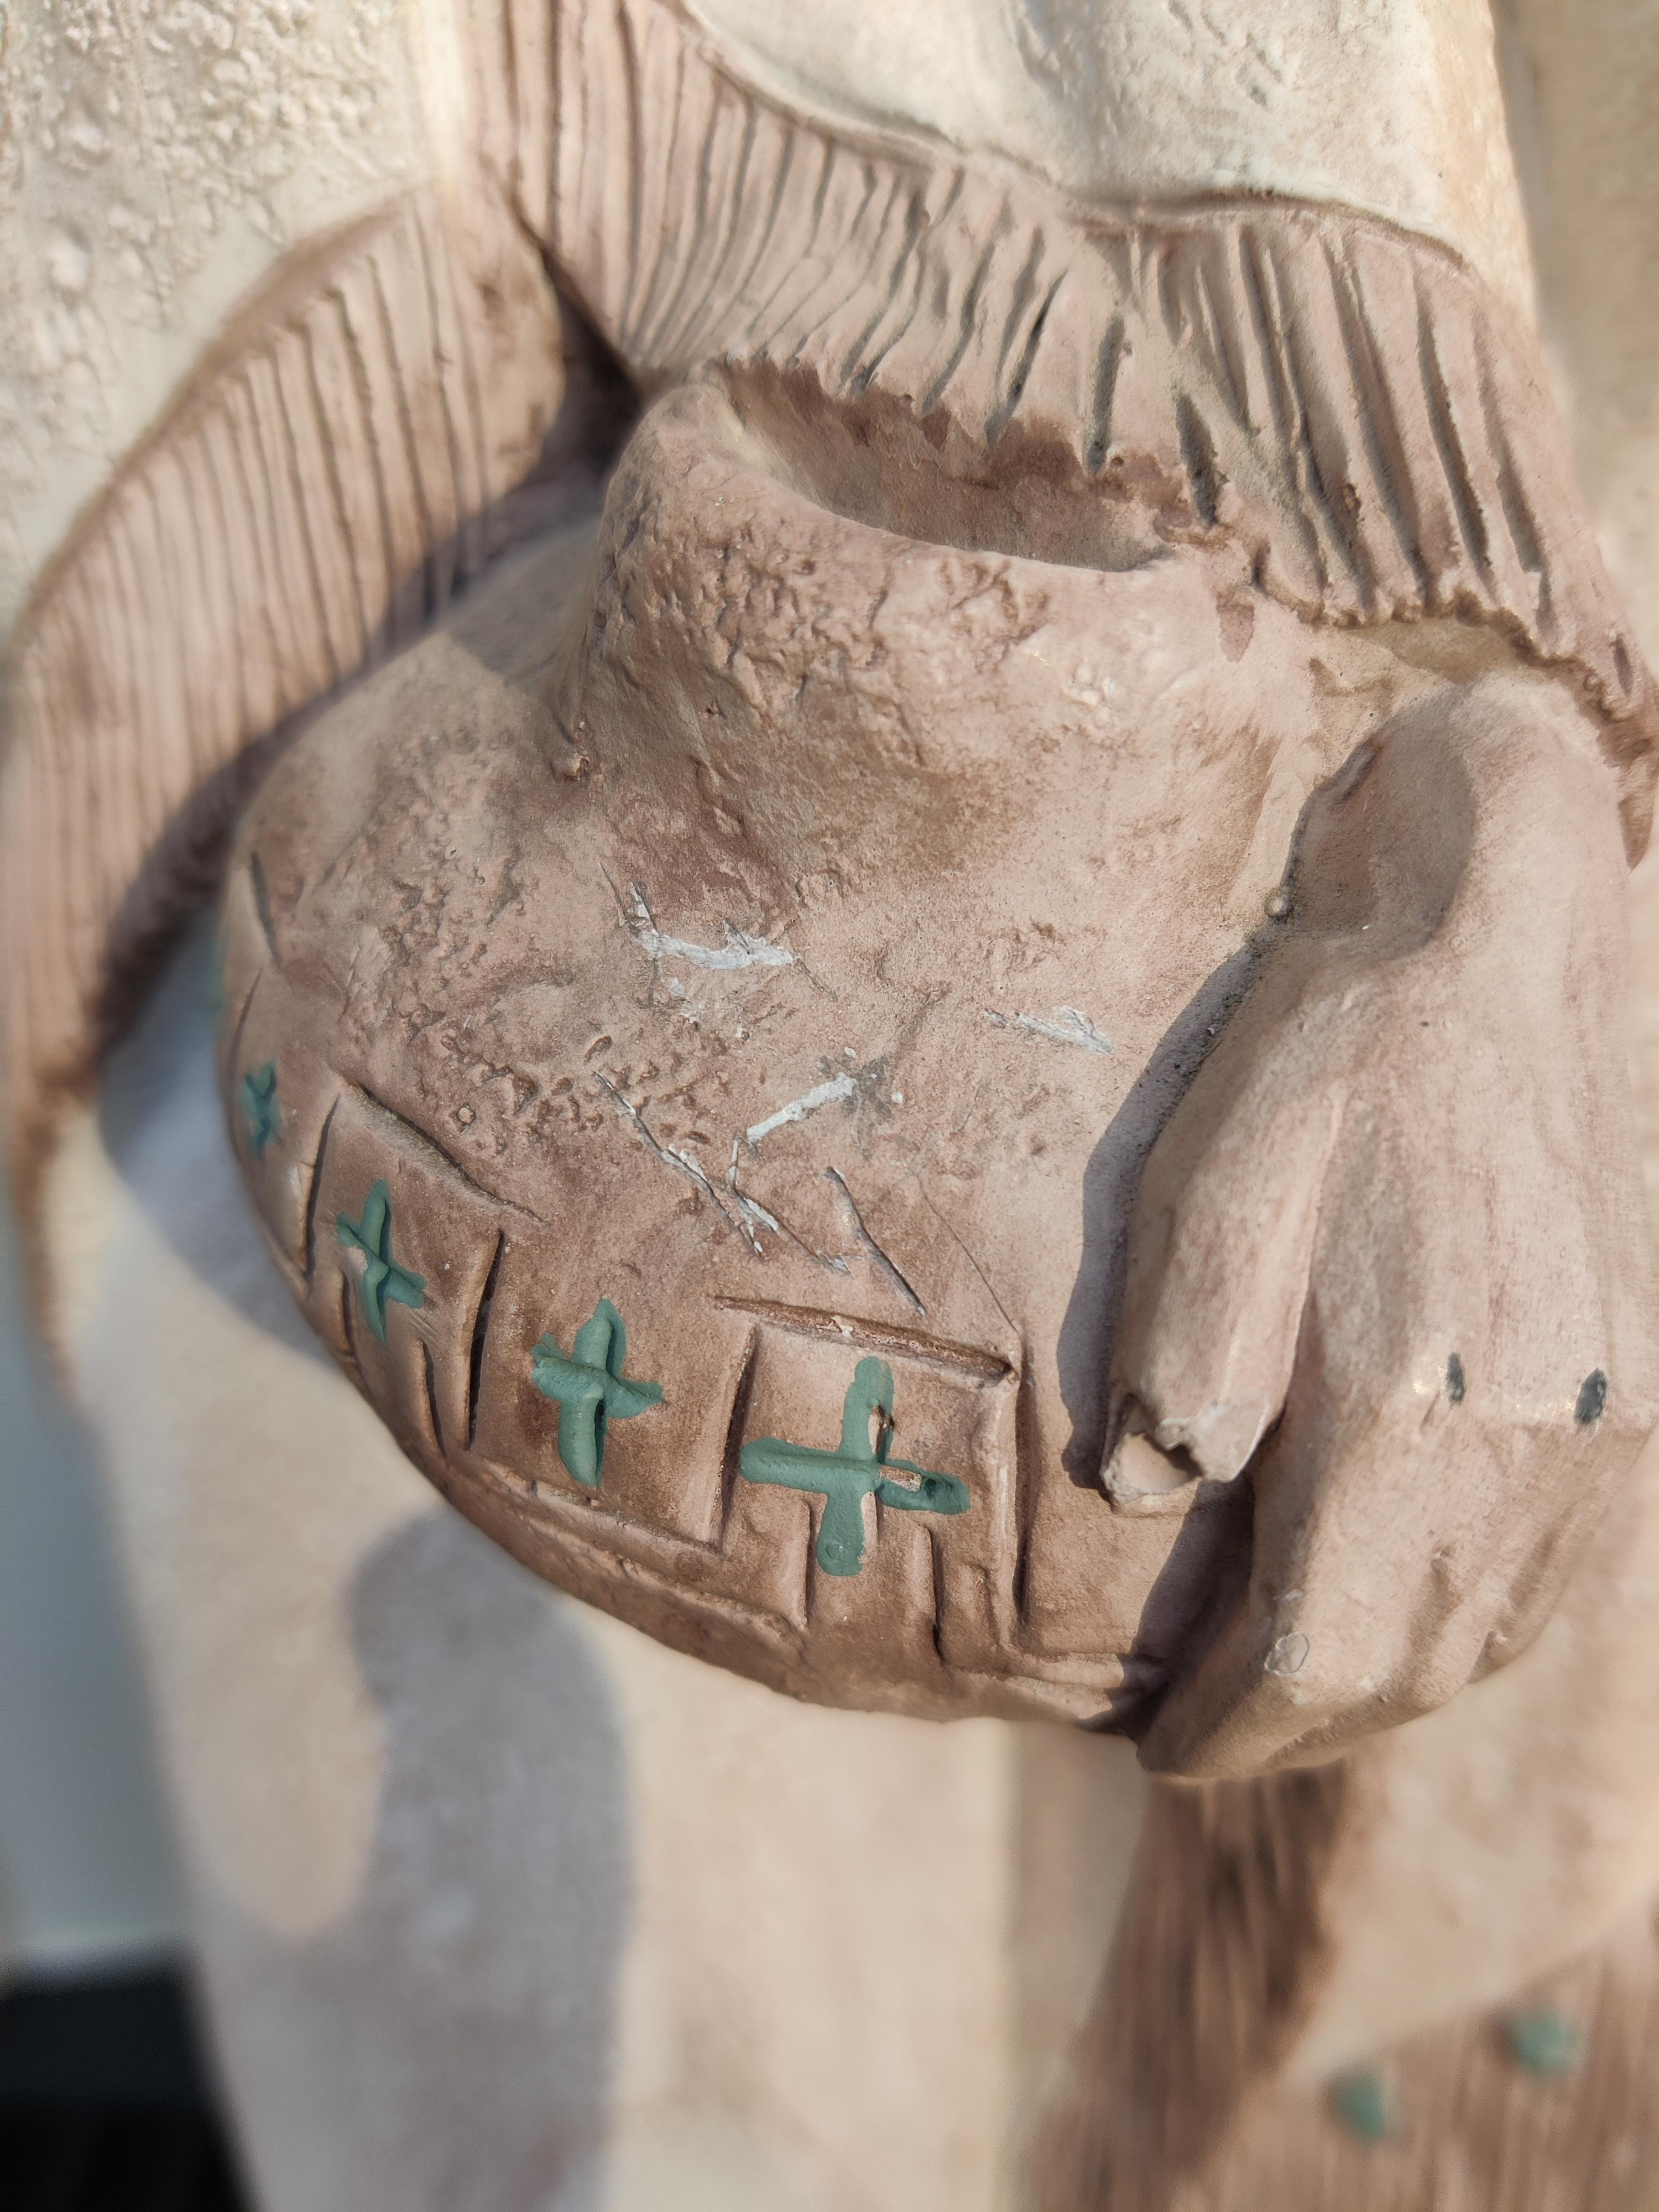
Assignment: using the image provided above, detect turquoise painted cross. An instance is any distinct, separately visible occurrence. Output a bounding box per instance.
[1329,2068,1391,2144]
[241,1060,281,1157]
[531,1299,664,1488]
[337,1180,426,1342]
[1507,2007,1582,2077]
[739,1357,970,1576]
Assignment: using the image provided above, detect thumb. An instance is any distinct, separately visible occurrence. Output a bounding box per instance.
[1104,1068,1340,1505]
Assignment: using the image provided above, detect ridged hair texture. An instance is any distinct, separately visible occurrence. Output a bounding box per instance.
[1034,1761,1354,2210]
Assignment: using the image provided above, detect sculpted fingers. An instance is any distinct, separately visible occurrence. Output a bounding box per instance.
[1103,1042,1341,1508]
[1105,964,1659,1775]
[1136,1382,1483,1777]
[1094,685,1659,1778]
[1134,1305,1659,1778]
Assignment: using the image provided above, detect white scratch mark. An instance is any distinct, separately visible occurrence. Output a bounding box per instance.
[984,1005,1114,1056]
[725,1140,782,1237]
[627,884,792,972]
[744,1072,859,1149]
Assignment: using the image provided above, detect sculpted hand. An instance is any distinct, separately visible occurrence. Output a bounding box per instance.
[1106,675,1659,1777]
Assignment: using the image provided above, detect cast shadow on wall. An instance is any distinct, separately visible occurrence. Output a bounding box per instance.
[213,1513,630,2212]
[97,941,633,2212]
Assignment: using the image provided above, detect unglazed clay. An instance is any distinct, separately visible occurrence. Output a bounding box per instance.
[213,439,1659,1766]
[12,1,1659,2206]
[191,8,1659,1768]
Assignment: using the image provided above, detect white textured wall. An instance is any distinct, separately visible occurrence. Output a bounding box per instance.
[0,1199,185,1975]
[0,0,433,638]
[0,0,437,1987]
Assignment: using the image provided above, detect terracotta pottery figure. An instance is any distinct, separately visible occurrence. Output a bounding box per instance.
[9,1,1659,2205]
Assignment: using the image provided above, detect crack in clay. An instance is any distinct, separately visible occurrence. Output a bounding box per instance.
[727,1142,852,1276]
[911,1176,1020,1342]
[983,1005,1115,1056]
[826,1166,926,1316]
[624,881,794,971]
[596,1072,761,1251]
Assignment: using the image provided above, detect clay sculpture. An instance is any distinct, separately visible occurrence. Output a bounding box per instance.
[11,2,1659,2206]
[192,2,1659,1774]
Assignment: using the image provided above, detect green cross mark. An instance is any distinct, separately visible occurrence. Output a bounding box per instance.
[1507,2007,1582,2078]
[241,1060,281,1157]
[337,1181,426,1342]
[1329,2068,1391,2145]
[531,1299,664,1488]
[739,1357,970,1577]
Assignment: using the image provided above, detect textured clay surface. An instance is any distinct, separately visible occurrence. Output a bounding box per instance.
[216,367,1658,1736]
[10,0,1659,1755]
